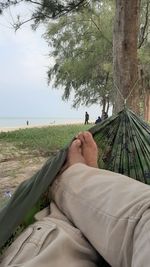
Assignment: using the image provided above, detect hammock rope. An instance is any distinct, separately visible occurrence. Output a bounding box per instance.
[113,78,141,105]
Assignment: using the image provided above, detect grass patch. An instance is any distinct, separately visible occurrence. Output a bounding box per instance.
[0,124,92,155]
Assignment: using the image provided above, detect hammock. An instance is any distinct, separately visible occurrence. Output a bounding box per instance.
[0,108,150,266]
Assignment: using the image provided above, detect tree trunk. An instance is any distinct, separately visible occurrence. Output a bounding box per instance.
[106,97,110,114]
[101,97,106,115]
[144,89,150,121]
[113,0,140,114]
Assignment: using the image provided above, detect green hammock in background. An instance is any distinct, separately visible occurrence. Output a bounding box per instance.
[0,108,150,266]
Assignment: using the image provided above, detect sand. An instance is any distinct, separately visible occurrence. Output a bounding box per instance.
[0,125,47,133]
[0,121,84,133]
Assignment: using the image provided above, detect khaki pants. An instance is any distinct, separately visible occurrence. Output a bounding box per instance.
[2,163,150,267]
[52,163,150,267]
[1,201,99,267]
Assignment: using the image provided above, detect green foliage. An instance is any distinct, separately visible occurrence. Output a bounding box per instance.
[0,0,87,29]
[0,124,91,155]
[45,2,114,108]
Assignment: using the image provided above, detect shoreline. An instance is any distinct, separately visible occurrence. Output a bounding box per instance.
[0,121,87,133]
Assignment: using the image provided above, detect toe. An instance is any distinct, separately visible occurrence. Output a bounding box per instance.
[71,139,81,149]
[83,132,94,144]
[76,132,85,143]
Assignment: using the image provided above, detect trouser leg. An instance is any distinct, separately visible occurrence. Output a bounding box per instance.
[51,163,150,267]
[1,202,99,267]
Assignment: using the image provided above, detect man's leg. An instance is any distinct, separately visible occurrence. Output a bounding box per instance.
[51,132,150,267]
[1,200,99,267]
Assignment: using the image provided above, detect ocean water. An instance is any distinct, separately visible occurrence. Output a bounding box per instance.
[0,117,83,128]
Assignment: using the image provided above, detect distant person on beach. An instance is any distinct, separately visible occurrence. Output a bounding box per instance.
[26,120,29,126]
[84,112,89,125]
[95,116,102,124]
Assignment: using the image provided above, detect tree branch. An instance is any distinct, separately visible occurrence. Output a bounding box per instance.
[0,0,88,29]
[90,16,112,46]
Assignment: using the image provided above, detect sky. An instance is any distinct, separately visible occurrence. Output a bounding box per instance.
[0,5,111,122]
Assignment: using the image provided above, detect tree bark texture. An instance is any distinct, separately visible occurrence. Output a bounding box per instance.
[144,89,150,121]
[113,0,140,114]
[102,97,106,114]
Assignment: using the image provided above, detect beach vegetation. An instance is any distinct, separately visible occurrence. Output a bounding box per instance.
[0,124,91,156]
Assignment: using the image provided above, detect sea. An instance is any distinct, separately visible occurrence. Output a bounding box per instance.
[0,117,83,128]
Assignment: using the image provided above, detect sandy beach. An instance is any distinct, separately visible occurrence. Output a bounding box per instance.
[0,124,48,133]
[0,120,85,133]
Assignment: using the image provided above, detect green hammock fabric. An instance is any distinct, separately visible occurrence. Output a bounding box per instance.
[91,108,150,183]
[0,108,150,266]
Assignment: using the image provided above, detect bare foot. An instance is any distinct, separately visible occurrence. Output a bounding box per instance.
[60,132,98,175]
[67,139,86,167]
[76,131,98,168]
[59,139,86,174]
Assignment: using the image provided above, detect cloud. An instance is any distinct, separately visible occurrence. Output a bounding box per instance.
[0,22,50,86]
[0,5,52,84]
